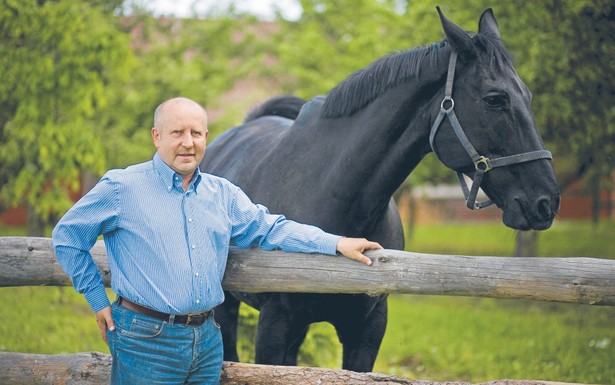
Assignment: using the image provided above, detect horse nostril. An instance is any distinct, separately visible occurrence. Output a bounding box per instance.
[535,196,552,219]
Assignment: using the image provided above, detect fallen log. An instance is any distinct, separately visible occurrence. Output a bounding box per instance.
[0,352,588,385]
[0,352,110,385]
[1,236,614,305]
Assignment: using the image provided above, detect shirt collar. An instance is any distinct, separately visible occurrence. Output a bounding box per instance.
[152,152,202,193]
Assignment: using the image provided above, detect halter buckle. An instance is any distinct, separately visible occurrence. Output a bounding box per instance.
[474,156,491,172]
[440,97,454,112]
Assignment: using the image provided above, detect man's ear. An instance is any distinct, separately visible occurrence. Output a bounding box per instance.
[152,126,161,148]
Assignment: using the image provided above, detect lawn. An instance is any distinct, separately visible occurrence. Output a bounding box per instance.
[406,218,614,258]
[1,218,613,383]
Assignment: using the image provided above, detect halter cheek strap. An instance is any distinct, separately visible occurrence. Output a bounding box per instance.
[429,51,553,210]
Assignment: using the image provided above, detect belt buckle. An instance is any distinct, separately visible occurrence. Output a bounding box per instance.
[186,313,204,326]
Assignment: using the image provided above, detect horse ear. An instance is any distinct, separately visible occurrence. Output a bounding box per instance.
[478,8,501,39]
[436,6,475,60]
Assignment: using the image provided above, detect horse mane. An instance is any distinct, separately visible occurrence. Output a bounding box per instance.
[322,33,512,118]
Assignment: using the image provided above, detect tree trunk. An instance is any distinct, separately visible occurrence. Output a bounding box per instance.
[591,174,601,224]
[606,184,612,218]
[515,230,538,257]
[26,204,45,237]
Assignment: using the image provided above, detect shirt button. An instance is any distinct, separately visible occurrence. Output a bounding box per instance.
[188,218,193,223]
[195,272,199,277]
[167,186,172,191]
[196,299,200,304]
[191,244,196,249]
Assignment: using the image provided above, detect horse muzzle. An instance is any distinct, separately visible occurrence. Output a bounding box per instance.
[502,193,560,231]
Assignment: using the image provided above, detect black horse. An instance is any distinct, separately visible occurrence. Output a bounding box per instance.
[201,8,560,372]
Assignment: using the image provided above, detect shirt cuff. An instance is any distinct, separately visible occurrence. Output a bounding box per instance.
[320,234,342,256]
[84,285,111,312]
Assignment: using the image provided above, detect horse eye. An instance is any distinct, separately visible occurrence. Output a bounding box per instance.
[483,93,508,109]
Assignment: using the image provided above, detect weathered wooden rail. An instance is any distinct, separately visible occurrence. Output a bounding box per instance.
[1,236,614,305]
[0,352,588,385]
[1,236,613,384]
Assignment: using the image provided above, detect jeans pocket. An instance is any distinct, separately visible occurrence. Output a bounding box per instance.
[120,317,165,339]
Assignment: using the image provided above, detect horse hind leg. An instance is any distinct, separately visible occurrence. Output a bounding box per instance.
[215,291,241,362]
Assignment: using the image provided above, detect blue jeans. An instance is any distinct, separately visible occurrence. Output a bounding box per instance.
[107,301,223,384]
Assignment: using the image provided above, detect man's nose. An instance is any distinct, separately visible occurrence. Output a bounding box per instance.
[181,132,194,147]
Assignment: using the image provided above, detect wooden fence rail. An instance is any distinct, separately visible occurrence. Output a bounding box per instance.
[1,236,613,384]
[0,352,587,385]
[1,236,614,305]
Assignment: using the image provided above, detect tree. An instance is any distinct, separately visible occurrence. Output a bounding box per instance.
[95,5,267,169]
[0,0,134,235]
[0,1,265,234]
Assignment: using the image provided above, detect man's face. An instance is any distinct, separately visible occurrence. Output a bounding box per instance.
[152,100,209,179]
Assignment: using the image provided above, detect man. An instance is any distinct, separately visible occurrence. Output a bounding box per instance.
[52,97,381,384]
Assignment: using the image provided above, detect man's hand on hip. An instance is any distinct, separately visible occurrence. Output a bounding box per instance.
[95,306,115,345]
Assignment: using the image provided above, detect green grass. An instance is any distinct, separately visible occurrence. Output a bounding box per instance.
[407,218,614,258]
[1,219,614,383]
[0,225,28,236]
[0,287,110,354]
[376,296,615,384]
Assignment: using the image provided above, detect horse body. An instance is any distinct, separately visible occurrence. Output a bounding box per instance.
[201,8,559,372]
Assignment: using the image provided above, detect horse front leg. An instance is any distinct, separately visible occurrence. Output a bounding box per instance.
[254,296,310,366]
[338,295,388,372]
[215,291,241,362]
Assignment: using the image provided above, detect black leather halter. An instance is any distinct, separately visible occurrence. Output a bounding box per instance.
[429,51,553,210]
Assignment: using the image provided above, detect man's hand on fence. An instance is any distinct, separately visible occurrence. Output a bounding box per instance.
[95,306,115,345]
[336,237,382,266]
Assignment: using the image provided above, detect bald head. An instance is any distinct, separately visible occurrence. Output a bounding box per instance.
[154,97,208,133]
[151,97,209,188]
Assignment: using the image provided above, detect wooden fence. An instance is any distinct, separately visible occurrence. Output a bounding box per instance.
[1,236,613,384]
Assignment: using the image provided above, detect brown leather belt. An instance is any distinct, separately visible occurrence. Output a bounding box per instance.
[118,297,212,326]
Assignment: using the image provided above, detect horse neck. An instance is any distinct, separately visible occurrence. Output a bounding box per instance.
[312,71,444,217]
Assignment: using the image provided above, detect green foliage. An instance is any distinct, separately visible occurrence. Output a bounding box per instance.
[274,0,410,96]
[0,1,267,231]
[0,0,133,224]
[93,11,265,168]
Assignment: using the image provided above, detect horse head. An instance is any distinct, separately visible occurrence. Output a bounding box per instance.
[429,8,560,230]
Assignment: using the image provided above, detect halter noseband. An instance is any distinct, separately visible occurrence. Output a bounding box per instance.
[429,51,552,210]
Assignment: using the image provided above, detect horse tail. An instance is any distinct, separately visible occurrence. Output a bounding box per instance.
[243,95,308,123]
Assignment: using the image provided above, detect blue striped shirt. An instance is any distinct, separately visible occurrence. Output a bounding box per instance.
[52,153,341,314]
